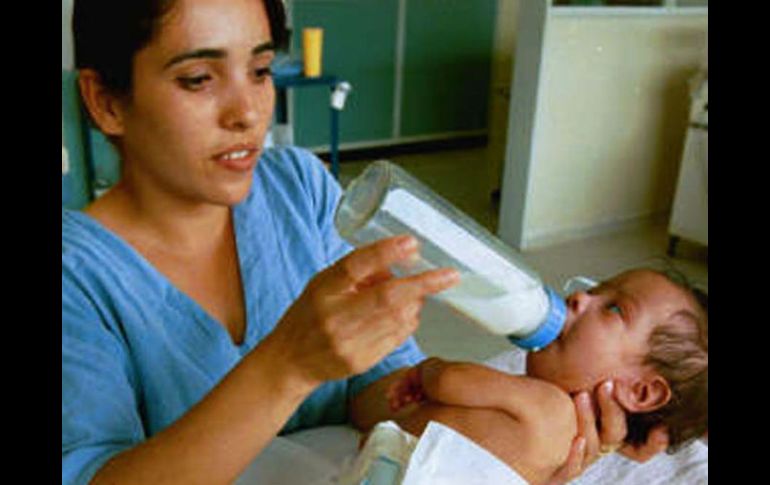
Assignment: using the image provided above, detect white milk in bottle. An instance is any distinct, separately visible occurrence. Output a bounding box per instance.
[335,161,566,351]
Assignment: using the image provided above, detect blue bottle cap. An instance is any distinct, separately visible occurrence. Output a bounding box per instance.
[507,286,567,351]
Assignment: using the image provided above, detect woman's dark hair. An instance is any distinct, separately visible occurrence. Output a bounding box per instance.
[625,269,708,453]
[72,0,289,94]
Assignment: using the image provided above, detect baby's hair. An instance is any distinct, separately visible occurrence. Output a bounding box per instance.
[624,267,708,452]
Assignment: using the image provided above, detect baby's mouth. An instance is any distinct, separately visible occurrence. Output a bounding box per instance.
[558,317,575,340]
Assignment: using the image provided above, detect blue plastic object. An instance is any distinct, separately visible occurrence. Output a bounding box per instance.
[507,286,567,352]
[272,56,304,78]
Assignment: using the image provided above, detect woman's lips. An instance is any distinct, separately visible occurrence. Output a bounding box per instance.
[213,146,258,171]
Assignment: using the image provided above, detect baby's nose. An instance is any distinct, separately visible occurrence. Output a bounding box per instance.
[567,291,589,314]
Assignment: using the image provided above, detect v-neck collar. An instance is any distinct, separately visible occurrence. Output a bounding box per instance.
[65,199,258,355]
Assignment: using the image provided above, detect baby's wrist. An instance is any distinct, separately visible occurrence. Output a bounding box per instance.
[417,357,447,394]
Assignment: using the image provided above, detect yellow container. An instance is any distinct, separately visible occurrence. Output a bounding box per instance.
[302,27,323,78]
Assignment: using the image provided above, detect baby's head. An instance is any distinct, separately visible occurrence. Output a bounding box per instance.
[526,269,707,451]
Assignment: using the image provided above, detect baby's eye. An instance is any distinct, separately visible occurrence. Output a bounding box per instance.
[607,303,623,315]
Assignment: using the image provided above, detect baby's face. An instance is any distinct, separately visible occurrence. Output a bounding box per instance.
[527,270,694,393]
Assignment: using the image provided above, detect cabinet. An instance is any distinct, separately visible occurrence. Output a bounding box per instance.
[290,0,496,150]
[668,73,707,254]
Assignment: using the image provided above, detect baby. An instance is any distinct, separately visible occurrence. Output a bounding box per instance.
[384,269,708,484]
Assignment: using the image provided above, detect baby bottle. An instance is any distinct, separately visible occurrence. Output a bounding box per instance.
[334,160,566,351]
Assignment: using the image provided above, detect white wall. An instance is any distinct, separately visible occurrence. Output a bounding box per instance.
[62,0,74,69]
[522,12,707,248]
[486,0,521,193]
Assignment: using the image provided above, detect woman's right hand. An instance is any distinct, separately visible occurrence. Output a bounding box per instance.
[265,235,459,391]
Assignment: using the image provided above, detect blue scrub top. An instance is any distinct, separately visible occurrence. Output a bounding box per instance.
[62,147,426,485]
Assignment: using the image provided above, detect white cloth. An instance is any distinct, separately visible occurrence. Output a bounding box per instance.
[337,420,527,485]
[402,421,528,485]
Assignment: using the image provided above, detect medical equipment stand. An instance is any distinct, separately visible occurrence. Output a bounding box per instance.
[273,73,350,179]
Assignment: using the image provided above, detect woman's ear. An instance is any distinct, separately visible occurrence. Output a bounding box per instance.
[77,69,126,137]
[615,375,671,413]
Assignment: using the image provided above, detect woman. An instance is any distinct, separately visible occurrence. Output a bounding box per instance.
[62,1,666,483]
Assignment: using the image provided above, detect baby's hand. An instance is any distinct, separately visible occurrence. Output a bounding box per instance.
[386,365,426,412]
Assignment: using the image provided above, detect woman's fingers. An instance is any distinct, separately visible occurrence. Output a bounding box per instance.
[272,235,459,386]
[596,380,627,450]
[311,268,457,376]
[574,391,601,465]
[333,268,459,326]
[319,236,419,294]
[546,436,587,485]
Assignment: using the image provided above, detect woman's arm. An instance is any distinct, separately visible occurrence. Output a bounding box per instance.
[90,339,314,485]
[87,238,458,485]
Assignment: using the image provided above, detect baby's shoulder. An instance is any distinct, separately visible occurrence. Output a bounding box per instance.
[505,375,573,415]
[510,376,576,436]
[511,377,577,475]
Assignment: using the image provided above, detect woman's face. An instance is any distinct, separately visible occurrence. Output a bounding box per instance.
[115,0,276,206]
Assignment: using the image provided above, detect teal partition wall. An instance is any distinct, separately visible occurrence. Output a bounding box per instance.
[61,69,122,208]
[85,124,122,197]
[401,0,496,137]
[62,70,92,210]
[292,1,399,148]
[291,0,495,150]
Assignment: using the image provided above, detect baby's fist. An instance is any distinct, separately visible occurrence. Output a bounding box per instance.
[387,365,426,412]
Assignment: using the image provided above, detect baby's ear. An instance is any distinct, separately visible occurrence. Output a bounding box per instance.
[615,375,671,413]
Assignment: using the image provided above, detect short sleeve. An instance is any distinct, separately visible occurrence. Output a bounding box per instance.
[288,147,352,266]
[62,269,145,485]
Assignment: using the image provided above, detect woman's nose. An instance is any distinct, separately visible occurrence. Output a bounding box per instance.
[220,84,260,132]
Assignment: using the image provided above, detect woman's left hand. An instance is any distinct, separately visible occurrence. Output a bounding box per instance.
[546,380,639,484]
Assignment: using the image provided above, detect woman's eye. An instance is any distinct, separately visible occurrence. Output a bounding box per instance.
[608,304,623,315]
[254,67,272,81]
[177,74,211,90]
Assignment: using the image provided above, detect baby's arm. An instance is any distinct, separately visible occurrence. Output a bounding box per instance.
[389,358,579,483]
[390,358,574,424]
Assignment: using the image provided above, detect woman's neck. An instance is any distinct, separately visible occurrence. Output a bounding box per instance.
[85,179,232,256]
